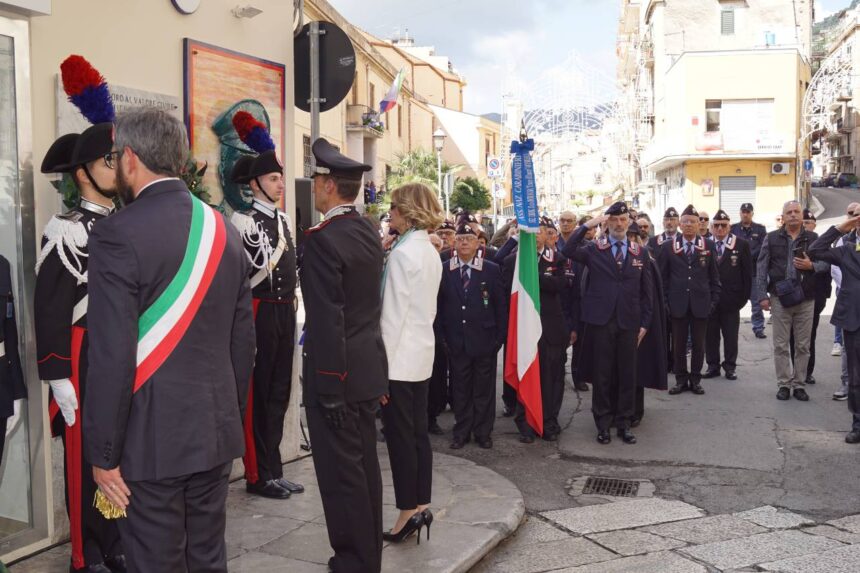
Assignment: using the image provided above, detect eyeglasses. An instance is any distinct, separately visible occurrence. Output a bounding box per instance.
[699,217,709,222]
[103,150,120,170]
[713,222,729,228]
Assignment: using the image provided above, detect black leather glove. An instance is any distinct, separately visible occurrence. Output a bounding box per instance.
[318,393,348,430]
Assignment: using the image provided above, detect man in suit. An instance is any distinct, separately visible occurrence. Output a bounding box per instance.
[438,224,507,450]
[301,138,388,573]
[699,211,712,240]
[704,210,753,380]
[84,108,256,572]
[809,209,860,442]
[562,203,652,444]
[754,200,823,402]
[732,203,768,339]
[229,138,304,500]
[35,124,126,573]
[505,217,570,443]
[790,208,832,385]
[661,205,721,396]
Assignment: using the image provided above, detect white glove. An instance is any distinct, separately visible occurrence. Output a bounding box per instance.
[5,399,22,438]
[48,378,78,427]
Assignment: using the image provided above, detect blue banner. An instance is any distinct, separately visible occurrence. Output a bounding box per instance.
[511,139,540,230]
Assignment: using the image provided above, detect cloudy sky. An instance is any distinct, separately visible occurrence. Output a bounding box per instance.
[331,0,856,117]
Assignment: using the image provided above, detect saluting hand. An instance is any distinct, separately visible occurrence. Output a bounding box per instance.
[93,467,131,511]
[587,215,607,229]
[837,209,860,234]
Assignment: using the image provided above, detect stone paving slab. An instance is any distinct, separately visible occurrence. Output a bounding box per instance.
[642,514,768,545]
[471,537,615,573]
[827,513,860,533]
[734,505,814,529]
[9,450,524,573]
[552,550,708,573]
[541,498,705,535]
[586,529,686,556]
[679,530,843,570]
[803,525,860,544]
[760,543,860,573]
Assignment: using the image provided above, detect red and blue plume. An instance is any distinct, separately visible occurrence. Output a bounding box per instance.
[60,55,115,124]
[232,111,276,154]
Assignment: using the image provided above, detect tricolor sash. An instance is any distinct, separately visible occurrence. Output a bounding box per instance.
[134,196,227,392]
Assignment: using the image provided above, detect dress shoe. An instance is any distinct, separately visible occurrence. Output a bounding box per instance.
[776,387,791,400]
[574,381,590,392]
[690,381,705,395]
[630,417,642,428]
[104,555,127,573]
[724,370,737,380]
[477,437,493,449]
[702,368,720,379]
[793,388,810,401]
[668,382,688,395]
[805,376,816,385]
[754,330,767,339]
[617,428,637,444]
[246,479,290,499]
[596,431,611,445]
[276,478,305,494]
[428,420,444,435]
[846,430,860,444]
[502,406,514,417]
[542,432,559,442]
[449,438,465,450]
[519,434,535,444]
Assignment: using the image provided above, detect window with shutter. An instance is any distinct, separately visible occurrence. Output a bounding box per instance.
[721,10,735,35]
[303,135,312,178]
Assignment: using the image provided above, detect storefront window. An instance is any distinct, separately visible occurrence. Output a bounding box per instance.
[0,29,33,547]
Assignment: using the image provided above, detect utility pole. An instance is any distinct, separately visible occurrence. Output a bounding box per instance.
[308,20,325,170]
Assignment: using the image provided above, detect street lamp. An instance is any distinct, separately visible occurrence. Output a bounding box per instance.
[433,128,447,213]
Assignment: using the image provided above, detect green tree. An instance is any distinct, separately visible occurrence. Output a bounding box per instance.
[386,148,461,196]
[450,176,491,212]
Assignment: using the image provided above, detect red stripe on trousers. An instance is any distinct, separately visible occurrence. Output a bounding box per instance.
[68,325,85,570]
[242,298,262,484]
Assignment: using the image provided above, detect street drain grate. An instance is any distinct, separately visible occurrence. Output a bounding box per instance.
[581,477,640,497]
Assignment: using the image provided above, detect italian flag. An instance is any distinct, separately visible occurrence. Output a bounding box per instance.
[134,195,226,392]
[379,68,406,114]
[504,231,543,436]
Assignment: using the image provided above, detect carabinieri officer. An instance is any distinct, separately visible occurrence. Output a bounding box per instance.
[35,123,125,573]
[229,109,304,500]
[301,138,388,573]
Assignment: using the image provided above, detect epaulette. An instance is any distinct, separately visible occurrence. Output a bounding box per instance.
[230,211,259,239]
[306,219,333,235]
[35,213,90,282]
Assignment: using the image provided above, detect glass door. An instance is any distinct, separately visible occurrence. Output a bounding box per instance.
[0,14,47,563]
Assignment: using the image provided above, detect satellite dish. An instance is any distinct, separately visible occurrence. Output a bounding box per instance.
[294,21,356,113]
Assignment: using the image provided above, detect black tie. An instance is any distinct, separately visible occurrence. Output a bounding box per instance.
[461,266,471,291]
[614,243,624,268]
[717,240,724,259]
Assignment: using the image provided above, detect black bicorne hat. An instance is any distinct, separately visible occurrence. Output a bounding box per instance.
[230,154,256,184]
[245,150,283,181]
[41,132,81,173]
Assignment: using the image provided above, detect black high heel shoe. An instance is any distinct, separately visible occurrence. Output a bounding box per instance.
[421,509,433,541]
[382,512,425,545]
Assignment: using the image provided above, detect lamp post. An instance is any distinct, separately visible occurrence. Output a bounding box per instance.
[433,128,447,214]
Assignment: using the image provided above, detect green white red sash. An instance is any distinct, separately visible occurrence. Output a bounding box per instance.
[134,196,226,392]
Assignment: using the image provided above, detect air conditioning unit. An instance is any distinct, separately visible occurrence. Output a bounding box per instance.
[771,162,791,175]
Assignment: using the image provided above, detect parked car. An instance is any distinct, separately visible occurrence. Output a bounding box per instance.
[824,174,837,187]
[836,173,858,188]
[811,175,824,187]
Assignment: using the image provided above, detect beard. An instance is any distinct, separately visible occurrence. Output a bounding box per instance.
[116,163,135,205]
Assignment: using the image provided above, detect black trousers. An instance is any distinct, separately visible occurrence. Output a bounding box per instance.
[245,300,296,484]
[666,315,674,373]
[307,401,383,573]
[672,313,708,384]
[427,343,449,422]
[515,340,566,437]
[790,295,827,379]
[502,343,517,411]
[118,462,231,573]
[570,338,582,383]
[382,380,432,509]
[449,351,497,442]
[588,321,637,432]
[845,329,860,431]
[706,308,741,372]
[0,418,6,469]
[634,387,645,423]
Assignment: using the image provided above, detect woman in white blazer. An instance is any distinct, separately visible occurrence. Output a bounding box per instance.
[380,183,444,544]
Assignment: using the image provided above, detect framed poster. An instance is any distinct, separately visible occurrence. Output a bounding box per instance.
[183,39,285,207]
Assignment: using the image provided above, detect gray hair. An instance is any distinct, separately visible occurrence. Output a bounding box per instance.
[114,107,189,177]
[782,200,801,214]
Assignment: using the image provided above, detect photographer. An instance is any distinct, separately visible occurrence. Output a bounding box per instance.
[754,201,824,402]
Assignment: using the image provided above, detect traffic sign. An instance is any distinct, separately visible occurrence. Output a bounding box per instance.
[487,156,502,178]
[803,159,813,172]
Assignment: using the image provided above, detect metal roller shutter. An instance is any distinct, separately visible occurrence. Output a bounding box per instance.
[719,176,756,218]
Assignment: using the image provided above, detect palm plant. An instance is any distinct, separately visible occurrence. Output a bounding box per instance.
[386,148,462,196]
